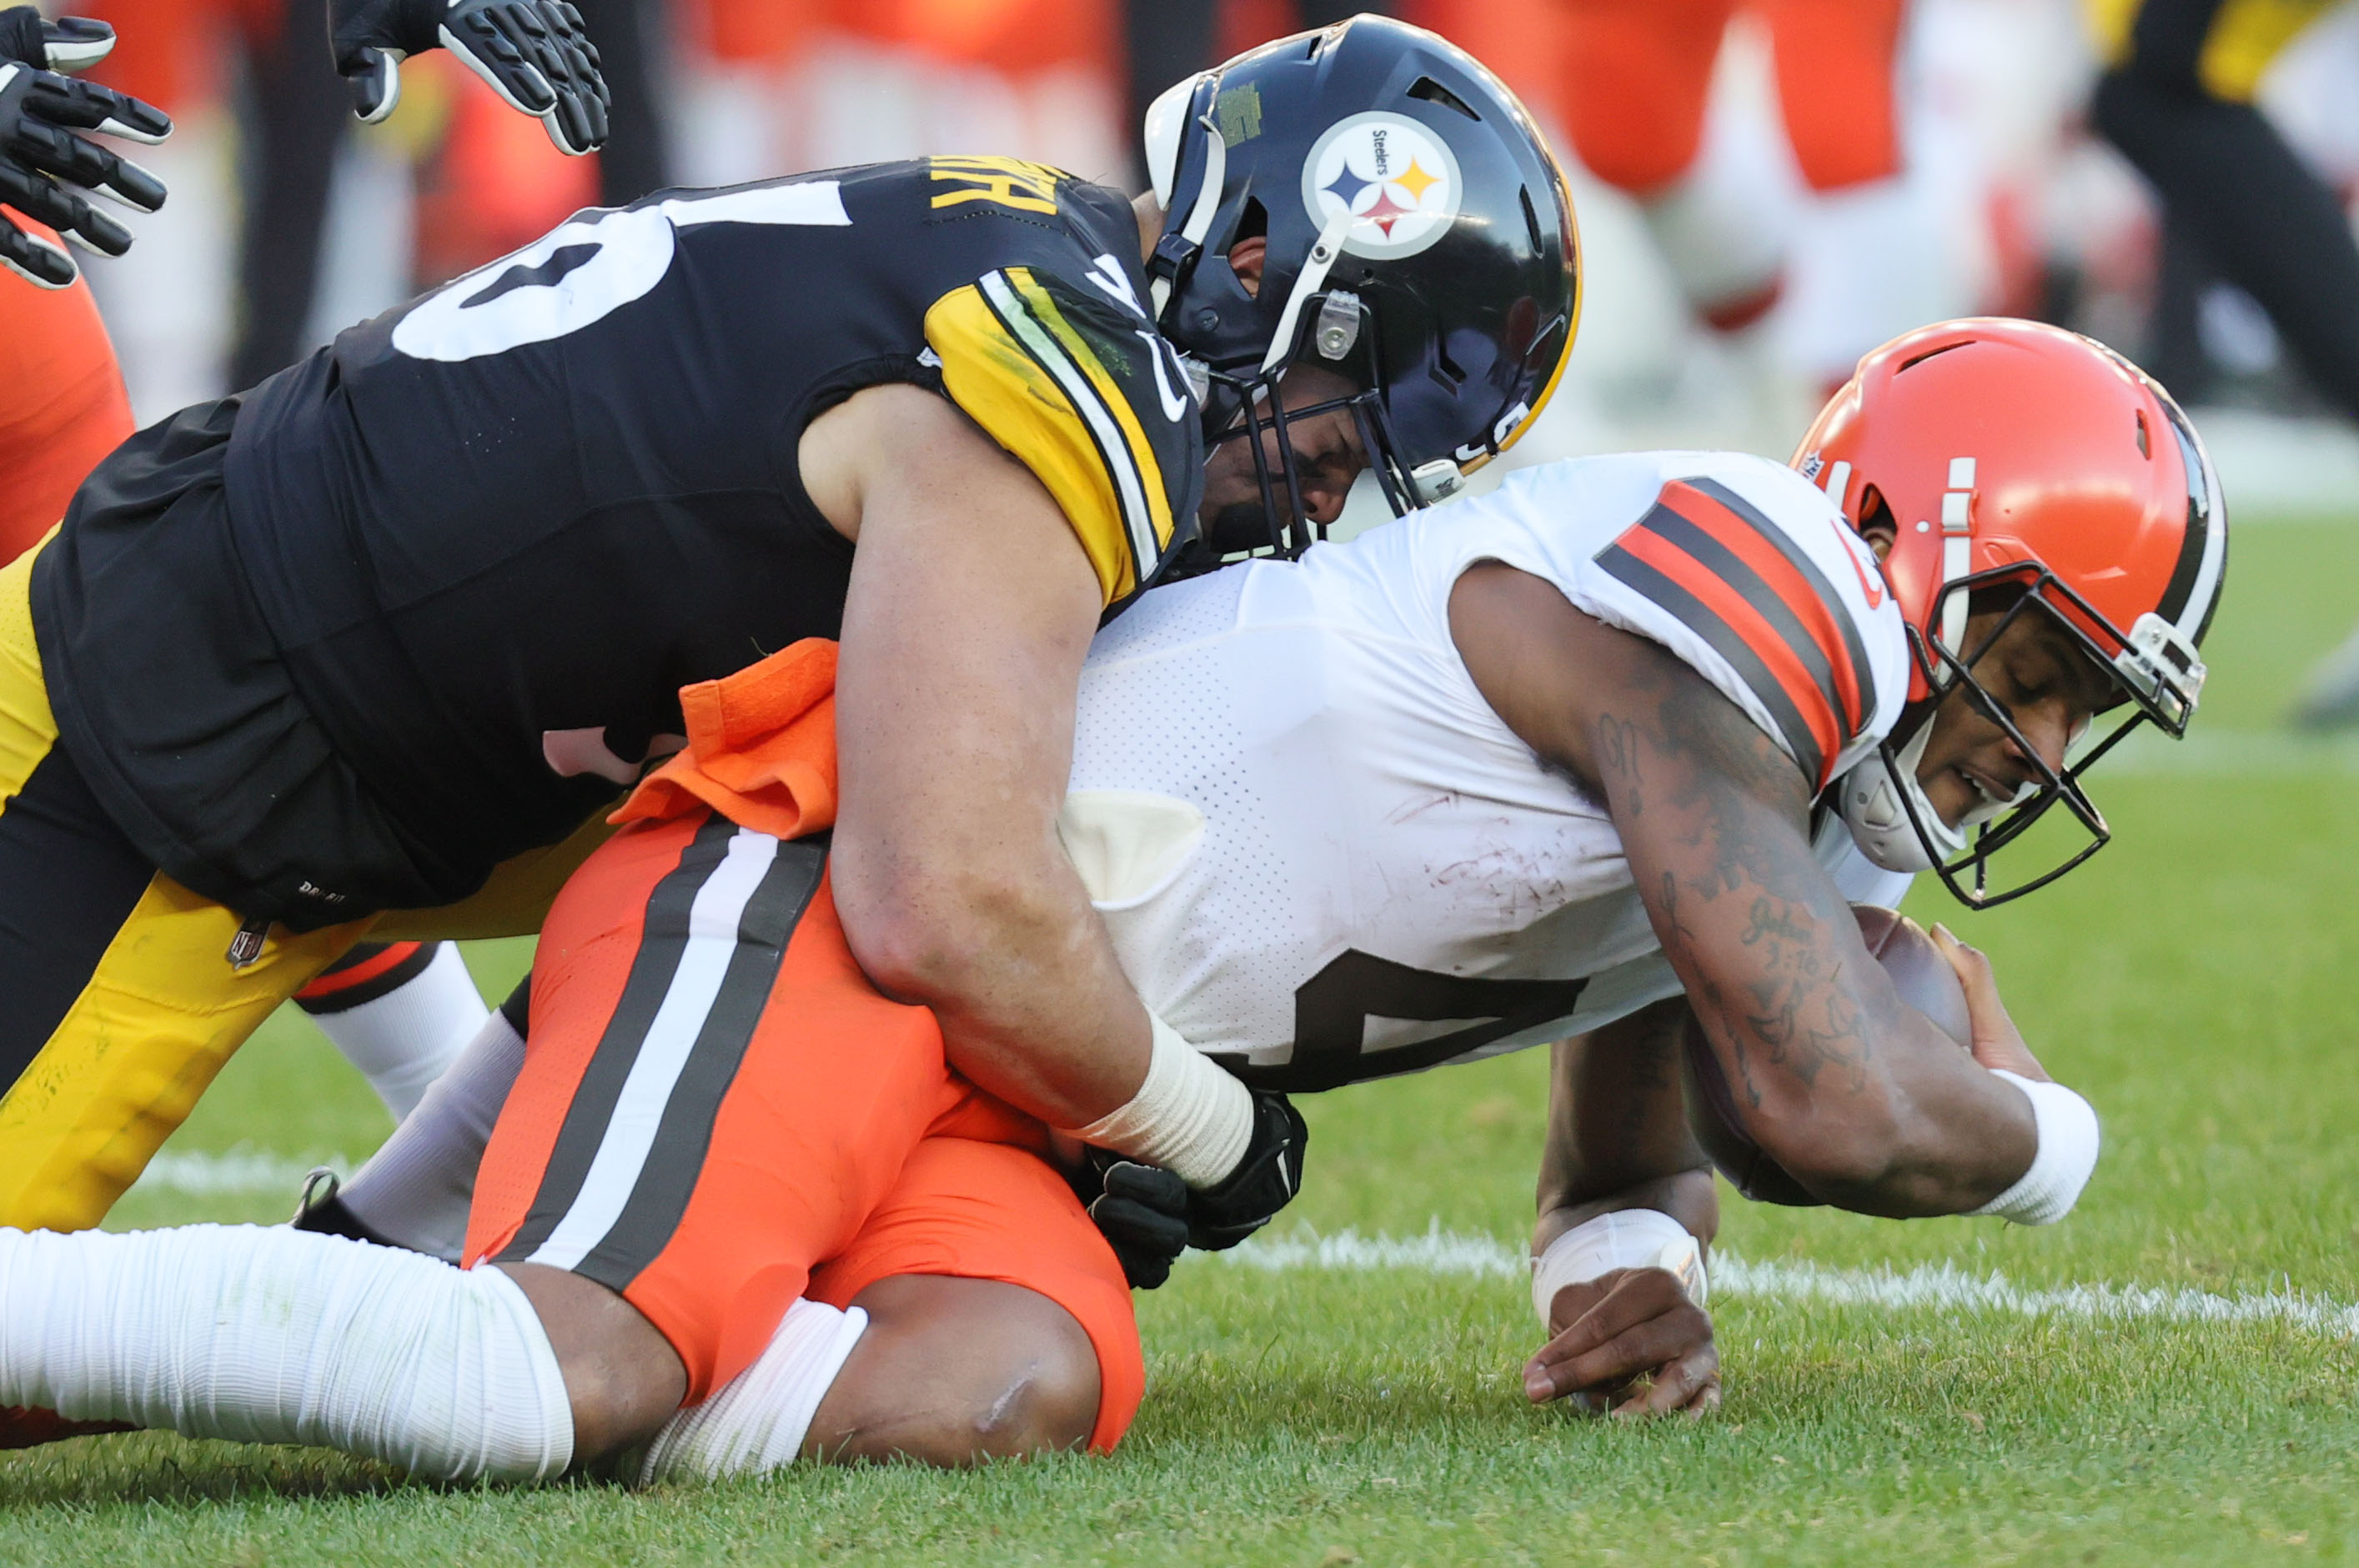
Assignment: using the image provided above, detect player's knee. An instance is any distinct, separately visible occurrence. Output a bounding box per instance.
[956,1316,1100,1461]
[818,1275,1100,1466]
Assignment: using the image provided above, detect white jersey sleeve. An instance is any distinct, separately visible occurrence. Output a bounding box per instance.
[1061,452,1914,1094]
[1419,453,1912,794]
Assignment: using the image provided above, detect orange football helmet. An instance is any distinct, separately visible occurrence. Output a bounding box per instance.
[1794,318,2226,905]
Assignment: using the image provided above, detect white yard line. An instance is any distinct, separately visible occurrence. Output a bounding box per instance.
[121,1161,2359,1340]
[128,1148,354,1198]
[1216,1224,2359,1339]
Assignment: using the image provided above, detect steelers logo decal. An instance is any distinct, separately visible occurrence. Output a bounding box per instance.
[1301,112,1463,260]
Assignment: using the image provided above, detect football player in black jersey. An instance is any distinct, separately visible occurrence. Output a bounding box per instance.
[0,18,1577,1235]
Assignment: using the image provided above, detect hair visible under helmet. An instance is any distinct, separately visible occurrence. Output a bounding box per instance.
[1794,318,2227,906]
[1142,16,1580,561]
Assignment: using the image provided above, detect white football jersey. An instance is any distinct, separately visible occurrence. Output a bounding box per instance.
[1065,452,1911,1092]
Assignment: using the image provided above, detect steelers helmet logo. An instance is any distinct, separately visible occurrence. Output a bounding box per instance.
[1301,111,1463,260]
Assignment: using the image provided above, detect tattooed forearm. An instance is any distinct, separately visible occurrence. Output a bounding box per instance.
[1589,639,1875,1100]
[1448,565,2033,1215]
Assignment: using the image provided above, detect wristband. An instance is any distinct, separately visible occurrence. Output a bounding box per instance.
[1965,1070,2099,1226]
[1530,1208,1707,1328]
[1062,1011,1252,1189]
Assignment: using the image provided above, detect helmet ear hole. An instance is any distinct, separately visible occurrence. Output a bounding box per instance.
[1853,483,1899,560]
[1858,483,1895,533]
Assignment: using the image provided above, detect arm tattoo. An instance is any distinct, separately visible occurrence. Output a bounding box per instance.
[1589,644,1873,1101]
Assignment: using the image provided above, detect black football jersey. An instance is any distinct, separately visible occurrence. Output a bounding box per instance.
[35,159,1202,919]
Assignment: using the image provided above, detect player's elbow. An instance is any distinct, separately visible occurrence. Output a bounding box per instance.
[831,837,1036,1008]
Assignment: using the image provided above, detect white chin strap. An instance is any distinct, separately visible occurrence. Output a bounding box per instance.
[1836,724,1965,874]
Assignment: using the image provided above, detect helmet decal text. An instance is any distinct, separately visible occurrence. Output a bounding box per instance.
[1301,112,1464,260]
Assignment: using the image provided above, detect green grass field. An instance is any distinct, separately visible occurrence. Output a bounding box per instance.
[4,518,2358,1565]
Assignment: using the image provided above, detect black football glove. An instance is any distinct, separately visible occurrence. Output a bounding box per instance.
[0,7,168,289]
[1184,1089,1307,1251]
[330,0,610,156]
[1072,1150,1191,1290]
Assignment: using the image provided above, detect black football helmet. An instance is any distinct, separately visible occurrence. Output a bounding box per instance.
[1142,15,1579,559]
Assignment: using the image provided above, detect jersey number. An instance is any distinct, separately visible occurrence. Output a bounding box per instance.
[1224,950,1590,1093]
[390,182,852,363]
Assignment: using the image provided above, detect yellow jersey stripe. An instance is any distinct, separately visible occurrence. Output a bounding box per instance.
[1000,268,1176,560]
[924,282,1138,604]
[976,271,1158,590]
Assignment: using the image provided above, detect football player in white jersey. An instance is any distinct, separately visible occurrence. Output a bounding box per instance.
[0,321,2223,1475]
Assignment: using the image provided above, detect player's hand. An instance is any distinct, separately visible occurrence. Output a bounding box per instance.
[1071,1151,1191,1290]
[329,0,610,156]
[0,7,168,289]
[1930,924,2050,1081]
[1523,1266,1720,1417]
[1184,1089,1308,1251]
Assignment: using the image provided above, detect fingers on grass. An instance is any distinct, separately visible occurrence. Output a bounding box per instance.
[1610,1347,1719,1419]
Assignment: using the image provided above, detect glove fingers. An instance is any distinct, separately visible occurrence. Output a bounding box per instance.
[87,83,169,144]
[0,8,43,68]
[1088,1195,1192,1256]
[93,149,163,212]
[447,12,557,114]
[1102,1161,1188,1209]
[340,44,401,124]
[14,121,163,213]
[0,163,130,255]
[41,17,116,75]
[0,213,76,288]
[25,73,168,143]
[61,198,129,253]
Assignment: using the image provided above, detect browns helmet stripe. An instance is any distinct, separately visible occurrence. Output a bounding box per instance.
[1597,534,1833,791]
[2151,396,2227,644]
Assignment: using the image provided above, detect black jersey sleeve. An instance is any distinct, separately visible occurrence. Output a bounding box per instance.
[921,189,1202,608]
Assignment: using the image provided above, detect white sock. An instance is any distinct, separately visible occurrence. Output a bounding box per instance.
[300,942,492,1120]
[339,987,529,1262]
[0,1225,572,1480]
[635,1299,869,1481]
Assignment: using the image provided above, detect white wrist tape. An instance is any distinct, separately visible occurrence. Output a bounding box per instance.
[1531,1209,1707,1327]
[1966,1070,2100,1226]
[1063,1011,1253,1188]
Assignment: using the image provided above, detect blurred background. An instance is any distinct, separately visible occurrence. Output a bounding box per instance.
[57,0,2359,518]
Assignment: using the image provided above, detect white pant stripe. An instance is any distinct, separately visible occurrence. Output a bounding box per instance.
[524,826,779,1272]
